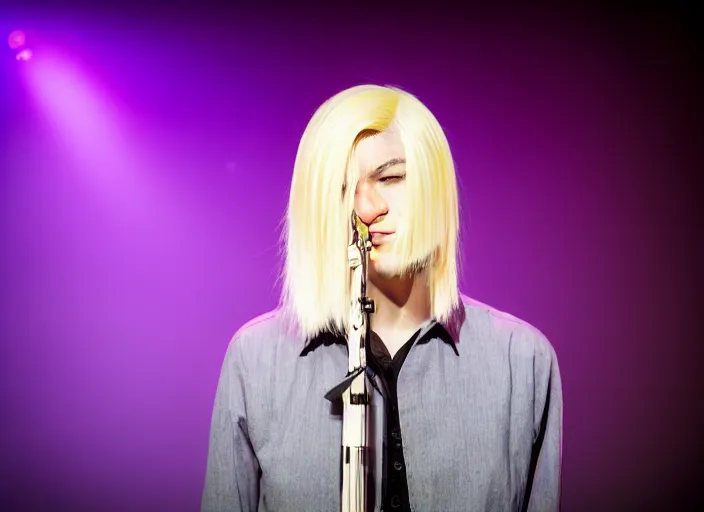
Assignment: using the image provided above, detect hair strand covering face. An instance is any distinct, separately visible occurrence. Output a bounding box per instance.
[279,84,461,340]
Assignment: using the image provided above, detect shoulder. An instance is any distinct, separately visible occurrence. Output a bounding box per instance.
[232,309,287,342]
[223,308,302,366]
[458,293,558,363]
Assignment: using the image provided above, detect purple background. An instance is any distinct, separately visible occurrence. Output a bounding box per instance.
[1,2,701,511]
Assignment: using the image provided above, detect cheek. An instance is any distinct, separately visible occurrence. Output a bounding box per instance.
[381,186,406,216]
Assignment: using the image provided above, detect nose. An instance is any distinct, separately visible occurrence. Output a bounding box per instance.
[354,181,388,226]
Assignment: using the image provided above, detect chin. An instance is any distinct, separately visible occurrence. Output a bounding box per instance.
[369,252,403,278]
[370,254,418,279]
[369,248,432,280]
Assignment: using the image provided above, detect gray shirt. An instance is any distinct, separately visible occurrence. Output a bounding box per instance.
[202,295,562,511]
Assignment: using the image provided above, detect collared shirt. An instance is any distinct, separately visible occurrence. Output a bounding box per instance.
[201,295,563,512]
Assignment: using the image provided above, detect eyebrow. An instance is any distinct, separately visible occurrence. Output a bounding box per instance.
[371,158,406,178]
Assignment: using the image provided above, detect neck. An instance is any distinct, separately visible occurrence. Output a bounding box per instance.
[367,268,431,356]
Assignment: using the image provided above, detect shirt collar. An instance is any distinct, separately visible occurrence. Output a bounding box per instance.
[299,313,462,358]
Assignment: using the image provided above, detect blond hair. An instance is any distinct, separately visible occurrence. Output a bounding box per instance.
[280,84,460,339]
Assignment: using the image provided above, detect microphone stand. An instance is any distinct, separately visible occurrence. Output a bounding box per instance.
[325,211,376,512]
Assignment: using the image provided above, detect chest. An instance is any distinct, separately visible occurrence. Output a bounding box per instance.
[246,345,535,511]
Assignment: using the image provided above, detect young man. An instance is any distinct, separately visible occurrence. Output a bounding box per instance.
[202,85,562,512]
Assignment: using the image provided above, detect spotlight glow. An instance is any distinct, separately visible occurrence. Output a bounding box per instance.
[16,49,33,61]
[8,30,25,50]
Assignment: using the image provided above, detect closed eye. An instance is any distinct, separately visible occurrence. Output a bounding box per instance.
[379,174,405,183]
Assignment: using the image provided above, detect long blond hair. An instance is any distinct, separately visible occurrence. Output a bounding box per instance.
[280,84,460,339]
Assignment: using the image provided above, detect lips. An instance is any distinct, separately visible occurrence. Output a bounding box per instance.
[370,231,393,245]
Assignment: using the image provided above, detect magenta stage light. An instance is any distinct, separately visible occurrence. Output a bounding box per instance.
[16,48,32,61]
[8,30,25,50]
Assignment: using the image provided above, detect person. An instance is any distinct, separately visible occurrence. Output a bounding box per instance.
[201,84,563,512]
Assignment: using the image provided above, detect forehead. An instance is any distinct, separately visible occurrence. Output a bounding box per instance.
[353,129,406,175]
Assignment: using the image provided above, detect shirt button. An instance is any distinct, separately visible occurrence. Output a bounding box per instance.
[390,495,400,508]
[393,461,403,471]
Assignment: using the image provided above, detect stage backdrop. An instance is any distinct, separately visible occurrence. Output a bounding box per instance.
[0,3,700,511]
